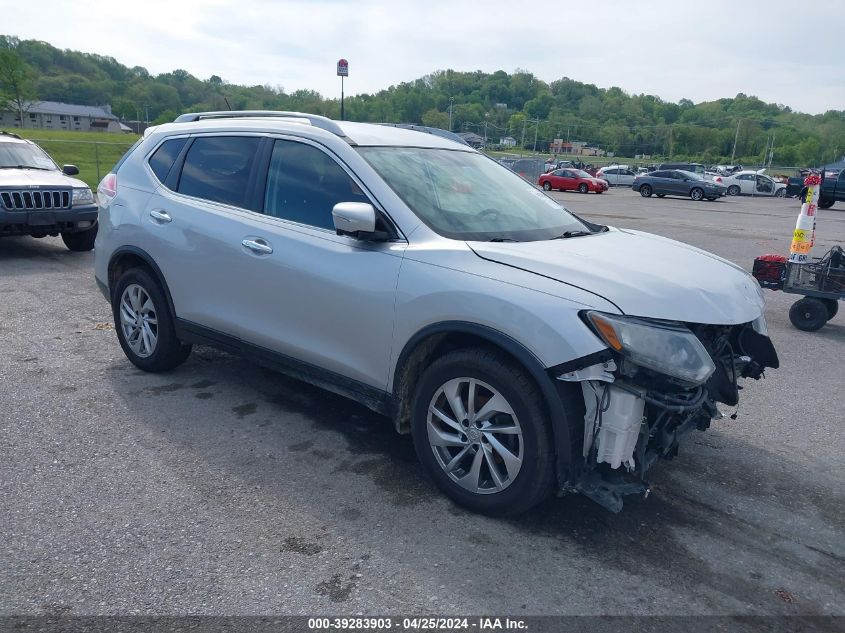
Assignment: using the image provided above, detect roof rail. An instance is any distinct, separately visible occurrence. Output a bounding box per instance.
[378,123,469,146]
[173,111,348,139]
[0,130,23,140]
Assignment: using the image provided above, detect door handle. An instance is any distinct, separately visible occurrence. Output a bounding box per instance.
[149,209,172,224]
[241,238,273,255]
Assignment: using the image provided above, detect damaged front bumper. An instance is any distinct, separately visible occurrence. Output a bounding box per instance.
[556,320,779,512]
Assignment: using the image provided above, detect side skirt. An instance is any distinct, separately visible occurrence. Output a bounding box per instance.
[175,319,396,417]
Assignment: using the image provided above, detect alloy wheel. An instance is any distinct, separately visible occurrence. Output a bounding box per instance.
[119,284,158,358]
[426,377,523,494]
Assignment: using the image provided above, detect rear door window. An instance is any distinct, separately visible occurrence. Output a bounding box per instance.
[263,140,369,230]
[148,138,187,183]
[177,136,262,208]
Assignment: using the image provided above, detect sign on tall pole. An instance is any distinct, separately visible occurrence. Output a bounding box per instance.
[337,59,348,121]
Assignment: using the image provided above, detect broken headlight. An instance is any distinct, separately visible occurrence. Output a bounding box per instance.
[584,311,716,386]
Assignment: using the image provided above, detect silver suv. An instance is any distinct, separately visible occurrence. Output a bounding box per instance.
[0,131,97,250]
[94,111,778,515]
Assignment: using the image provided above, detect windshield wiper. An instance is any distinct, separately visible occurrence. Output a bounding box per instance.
[551,230,593,240]
[0,165,53,171]
[487,237,519,242]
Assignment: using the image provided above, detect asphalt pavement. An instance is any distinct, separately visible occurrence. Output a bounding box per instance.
[1,188,843,617]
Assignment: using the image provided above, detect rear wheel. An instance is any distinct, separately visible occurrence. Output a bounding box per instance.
[789,297,829,332]
[410,348,555,516]
[639,184,652,197]
[690,187,704,201]
[821,298,839,320]
[112,267,192,372]
[61,223,98,252]
[775,188,786,198]
[542,181,552,191]
[727,185,741,196]
[818,199,835,209]
[578,183,588,194]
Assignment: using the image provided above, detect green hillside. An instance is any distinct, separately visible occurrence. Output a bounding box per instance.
[2,35,843,168]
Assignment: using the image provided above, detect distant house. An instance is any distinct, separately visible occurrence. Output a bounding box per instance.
[458,132,485,148]
[0,101,123,133]
[499,136,517,147]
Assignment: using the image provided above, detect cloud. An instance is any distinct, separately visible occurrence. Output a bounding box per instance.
[3,0,843,114]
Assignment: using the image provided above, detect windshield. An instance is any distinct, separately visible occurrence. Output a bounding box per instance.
[357,147,590,241]
[0,142,58,170]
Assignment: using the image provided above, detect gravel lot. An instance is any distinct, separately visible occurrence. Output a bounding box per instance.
[1,188,843,617]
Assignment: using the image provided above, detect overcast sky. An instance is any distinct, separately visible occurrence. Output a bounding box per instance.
[4,0,844,115]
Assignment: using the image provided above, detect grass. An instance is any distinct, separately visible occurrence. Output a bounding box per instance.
[6,128,140,189]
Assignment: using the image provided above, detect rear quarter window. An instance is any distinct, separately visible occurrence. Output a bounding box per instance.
[148,138,188,183]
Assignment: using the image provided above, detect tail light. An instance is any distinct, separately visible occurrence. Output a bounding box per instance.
[97,173,117,205]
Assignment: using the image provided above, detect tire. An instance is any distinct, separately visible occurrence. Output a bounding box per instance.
[690,187,704,201]
[788,297,829,332]
[61,223,98,252]
[818,199,835,209]
[112,267,192,372]
[639,184,652,197]
[410,348,555,516]
[656,193,666,198]
[578,183,588,194]
[542,181,552,191]
[821,298,839,320]
[775,188,786,198]
[596,190,603,194]
[727,185,740,196]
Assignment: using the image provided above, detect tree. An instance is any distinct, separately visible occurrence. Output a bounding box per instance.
[421,108,449,130]
[0,42,35,128]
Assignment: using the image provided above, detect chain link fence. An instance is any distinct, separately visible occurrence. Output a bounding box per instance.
[27,138,138,189]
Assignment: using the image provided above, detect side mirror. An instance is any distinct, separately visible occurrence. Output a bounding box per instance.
[62,165,79,176]
[332,202,388,241]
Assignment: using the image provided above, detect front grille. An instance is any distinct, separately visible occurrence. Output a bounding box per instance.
[0,189,71,211]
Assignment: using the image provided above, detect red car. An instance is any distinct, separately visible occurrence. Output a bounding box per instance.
[539,168,608,194]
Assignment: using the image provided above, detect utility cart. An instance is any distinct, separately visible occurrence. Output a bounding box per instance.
[753,246,844,331]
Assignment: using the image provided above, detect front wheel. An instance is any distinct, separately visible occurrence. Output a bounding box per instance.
[410,348,555,516]
[578,183,588,194]
[789,297,829,332]
[542,181,552,191]
[112,267,192,372]
[61,223,98,252]
[690,187,704,201]
[727,185,740,196]
[639,185,652,197]
[818,199,835,209]
[775,188,786,198]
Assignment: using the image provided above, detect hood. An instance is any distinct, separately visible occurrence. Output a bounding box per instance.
[468,228,764,325]
[0,168,88,189]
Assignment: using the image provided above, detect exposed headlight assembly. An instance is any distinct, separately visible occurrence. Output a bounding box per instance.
[72,187,94,206]
[584,311,716,386]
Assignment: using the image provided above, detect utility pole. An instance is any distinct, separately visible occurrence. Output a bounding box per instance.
[521,118,527,150]
[668,125,674,158]
[448,96,454,131]
[533,119,539,153]
[730,119,741,163]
